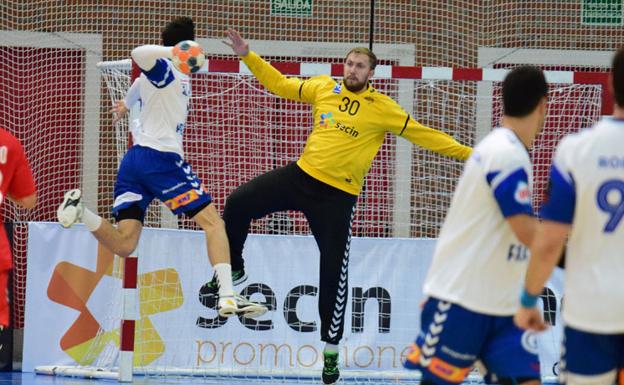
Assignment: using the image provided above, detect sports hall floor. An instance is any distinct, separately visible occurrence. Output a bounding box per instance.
[0,372,282,385]
[0,372,560,384]
[0,372,421,385]
[0,371,418,384]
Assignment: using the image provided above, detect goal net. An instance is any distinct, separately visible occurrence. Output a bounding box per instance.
[1,0,620,383]
[32,60,601,383]
[98,60,604,239]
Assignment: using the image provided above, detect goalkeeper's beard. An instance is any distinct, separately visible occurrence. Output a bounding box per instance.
[344,77,368,93]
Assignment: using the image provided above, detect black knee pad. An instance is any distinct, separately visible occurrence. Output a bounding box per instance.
[114,204,145,223]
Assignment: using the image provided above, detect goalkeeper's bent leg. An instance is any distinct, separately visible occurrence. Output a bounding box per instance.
[223,163,302,271]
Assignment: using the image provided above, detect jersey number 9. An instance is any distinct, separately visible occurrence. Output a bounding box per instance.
[596,179,624,233]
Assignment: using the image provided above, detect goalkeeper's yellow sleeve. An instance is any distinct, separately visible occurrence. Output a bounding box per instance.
[378,93,472,160]
[241,51,323,104]
[400,118,472,161]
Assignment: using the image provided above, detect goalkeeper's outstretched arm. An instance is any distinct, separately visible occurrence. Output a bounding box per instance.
[223,29,309,103]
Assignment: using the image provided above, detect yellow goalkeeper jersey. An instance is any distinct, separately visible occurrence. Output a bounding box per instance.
[242,51,472,195]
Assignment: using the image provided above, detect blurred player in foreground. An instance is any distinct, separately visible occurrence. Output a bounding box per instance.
[404,66,548,385]
[57,17,266,319]
[515,47,624,385]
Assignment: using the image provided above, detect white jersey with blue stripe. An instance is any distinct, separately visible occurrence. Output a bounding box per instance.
[132,58,190,156]
[540,117,624,333]
[424,128,534,316]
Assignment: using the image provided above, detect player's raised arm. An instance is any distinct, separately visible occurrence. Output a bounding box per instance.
[223,29,249,56]
[223,29,312,103]
[131,44,174,72]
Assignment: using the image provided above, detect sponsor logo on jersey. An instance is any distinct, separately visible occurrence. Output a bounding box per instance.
[428,357,470,382]
[514,181,531,204]
[332,83,342,94]
[319,112,336,128]
[165,188,202,210]
[364,96,374,103]
[336,122,359,138]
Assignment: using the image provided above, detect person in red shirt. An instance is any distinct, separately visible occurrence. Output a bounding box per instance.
[0,127,37,327]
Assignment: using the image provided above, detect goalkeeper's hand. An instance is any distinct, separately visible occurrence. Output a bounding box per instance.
[223,29,250,57]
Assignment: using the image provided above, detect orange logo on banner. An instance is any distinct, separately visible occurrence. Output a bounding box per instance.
[47,243,183,366]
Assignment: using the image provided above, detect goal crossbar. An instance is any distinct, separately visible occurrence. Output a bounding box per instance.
[98,58,611,84]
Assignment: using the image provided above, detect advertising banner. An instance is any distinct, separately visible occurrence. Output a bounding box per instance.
[23,222,563,378]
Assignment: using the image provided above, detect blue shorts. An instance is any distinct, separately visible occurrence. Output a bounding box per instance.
[404,297,540,384]
[113,145,212,220]
[561,326,624,384]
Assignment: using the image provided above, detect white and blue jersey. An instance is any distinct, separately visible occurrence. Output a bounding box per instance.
[423,127,534,316]
[112,45,210,220]
[540,117,624,334]
[132,57,190,157]
[405,128,538,383]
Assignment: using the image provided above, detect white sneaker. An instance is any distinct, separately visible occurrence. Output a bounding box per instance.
[217,296,238,318]
[218,294,268,319]
[57,189,84,228]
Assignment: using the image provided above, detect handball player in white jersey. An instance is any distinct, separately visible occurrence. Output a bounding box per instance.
[57,17,266,319]
[516,47,624,385]
[404,66,549,385]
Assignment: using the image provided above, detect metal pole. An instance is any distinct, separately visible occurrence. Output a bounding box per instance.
[369,0,375,51]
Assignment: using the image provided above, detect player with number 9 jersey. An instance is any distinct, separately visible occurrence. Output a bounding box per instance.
[543,118,624,333]
[515,47,624,385]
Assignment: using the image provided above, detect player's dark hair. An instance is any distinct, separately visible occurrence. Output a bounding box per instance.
[612,46,624,107]
[161,17,195,46]
[502,65,548,118]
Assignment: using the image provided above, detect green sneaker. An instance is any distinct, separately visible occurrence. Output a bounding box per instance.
[322,351,340,384]
[202,269,248,294]
[232,269,248,286]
